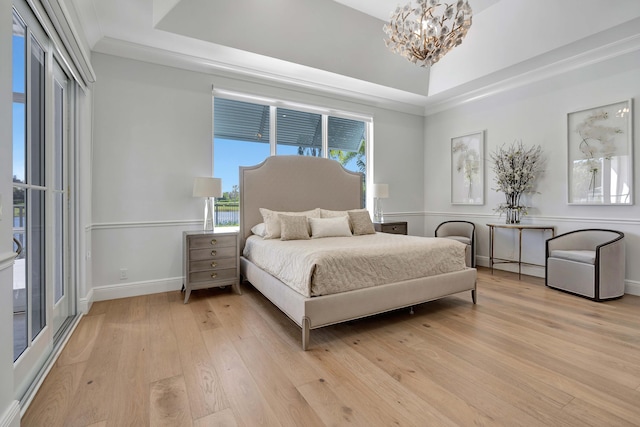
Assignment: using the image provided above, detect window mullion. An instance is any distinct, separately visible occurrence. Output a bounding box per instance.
[269,105,277,156]
[321,115,328,158]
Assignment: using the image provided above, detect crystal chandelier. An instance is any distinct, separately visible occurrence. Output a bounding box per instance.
[383,0,473,67]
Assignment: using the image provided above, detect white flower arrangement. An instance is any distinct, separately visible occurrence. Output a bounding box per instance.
[490,141,544,223]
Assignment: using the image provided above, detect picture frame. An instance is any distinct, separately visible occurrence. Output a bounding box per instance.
[451,131,484,205]
[567,100,633,205]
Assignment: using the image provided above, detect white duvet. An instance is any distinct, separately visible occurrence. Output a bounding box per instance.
[243,233,467,297]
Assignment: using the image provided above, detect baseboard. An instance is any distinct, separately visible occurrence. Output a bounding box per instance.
[92,277,183,301]
[476,256,640,296]
[625,280,640,296]
[0,400,20,427]
[78,287,94,314]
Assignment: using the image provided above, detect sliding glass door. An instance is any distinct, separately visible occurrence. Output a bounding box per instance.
[12,3,75,400]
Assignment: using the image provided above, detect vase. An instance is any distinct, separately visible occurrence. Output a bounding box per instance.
[504,192,522,224]
[505,206,520,224]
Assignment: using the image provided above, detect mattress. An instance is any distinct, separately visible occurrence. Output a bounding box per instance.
[242,233,467,297]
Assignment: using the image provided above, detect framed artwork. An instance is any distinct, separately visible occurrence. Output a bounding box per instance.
[567,100,633,205]
[451,131,484,205]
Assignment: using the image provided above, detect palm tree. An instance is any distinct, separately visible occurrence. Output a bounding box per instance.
[329,139,366,174]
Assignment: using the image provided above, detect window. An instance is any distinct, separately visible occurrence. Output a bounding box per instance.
[213,93,370,228]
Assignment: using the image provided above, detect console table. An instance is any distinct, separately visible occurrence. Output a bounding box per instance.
[487,223,555,279]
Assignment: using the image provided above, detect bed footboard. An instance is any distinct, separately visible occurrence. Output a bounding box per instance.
[241,256,476,350]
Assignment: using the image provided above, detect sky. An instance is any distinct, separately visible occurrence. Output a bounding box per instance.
[13,33,26,182]
[213,138,360,194]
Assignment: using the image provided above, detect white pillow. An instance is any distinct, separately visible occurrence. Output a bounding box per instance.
[250,223,266,237]
[259,208,320,239]
[309,216,353,239]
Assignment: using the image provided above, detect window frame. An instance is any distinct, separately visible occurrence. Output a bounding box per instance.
[212,88,373,209]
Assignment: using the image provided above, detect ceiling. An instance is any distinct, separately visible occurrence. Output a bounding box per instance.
[70,0,640,114]
[333,0,500,21]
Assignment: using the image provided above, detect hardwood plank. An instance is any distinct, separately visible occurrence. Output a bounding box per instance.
[393,322,586,425]
[328,322,512,426]
[169,297,229,419]
[205,291,256,341]
[188,292,223,331]
[233,337,325,426]
[148,300,182,383]
[62,298,132,427]
[148,291,171,306]
[21,362,87,427]
[561,396,638,427]
[229,285,323,387]
[201,327,282,426]
[23,269,640,426]
[108,302,150,427]
[305,329,458,426]
[296,378,374,426]
[150,375,192,427]
[87,300,109,316]
[193,408,238,427]
[56,314,105,367]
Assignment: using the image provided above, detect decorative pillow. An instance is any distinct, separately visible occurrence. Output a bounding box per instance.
[309,216,352,239]
[348,210,376,235]
[279,215,310,241]
[320,209,349,218]
[250,223,266,237]
[259,208,320,239]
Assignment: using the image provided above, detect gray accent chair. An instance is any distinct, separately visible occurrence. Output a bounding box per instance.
[545,229,625,301]
[435,221,476,268]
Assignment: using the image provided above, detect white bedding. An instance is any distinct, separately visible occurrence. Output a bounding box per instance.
[242,233,467,297]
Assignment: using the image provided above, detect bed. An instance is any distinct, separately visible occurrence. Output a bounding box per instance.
[239,156,477,350]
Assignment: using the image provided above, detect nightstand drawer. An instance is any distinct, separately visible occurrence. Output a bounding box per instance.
[374,222,408,235]
[190,257,236,272]
[190,246,237,261]
[189,268,237,283]
[189,234,236,249]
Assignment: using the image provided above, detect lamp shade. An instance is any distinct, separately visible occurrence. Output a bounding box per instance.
[193,177,222,198]
[372,183,389,198]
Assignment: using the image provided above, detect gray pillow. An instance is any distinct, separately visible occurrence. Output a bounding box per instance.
[279,214,311,241]
[348,210,376,235]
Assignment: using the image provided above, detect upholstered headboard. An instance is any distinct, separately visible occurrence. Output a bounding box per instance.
[239,156,363,250]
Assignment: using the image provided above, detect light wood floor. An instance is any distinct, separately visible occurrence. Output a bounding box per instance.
[23,268,640,426]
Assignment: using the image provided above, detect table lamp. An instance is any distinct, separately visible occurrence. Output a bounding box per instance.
[372,183,389,222]
[193,177,222,231]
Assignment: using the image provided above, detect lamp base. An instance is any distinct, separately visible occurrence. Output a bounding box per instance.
[203,197,215,232]
[374,198,384,223]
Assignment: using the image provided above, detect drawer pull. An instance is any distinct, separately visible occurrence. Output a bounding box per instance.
[210,239,217,245]
[211,273,217,279]
[211,250,217,256]
[210,262,217,268]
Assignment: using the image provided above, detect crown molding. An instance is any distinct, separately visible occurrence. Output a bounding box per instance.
[92,37,428,116]
[423,29,640,115]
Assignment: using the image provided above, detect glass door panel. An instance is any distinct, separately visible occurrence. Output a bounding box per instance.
[52,61,70,334]
[12,10,27,362]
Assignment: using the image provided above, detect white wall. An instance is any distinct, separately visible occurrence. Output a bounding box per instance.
[424,51,640,293]
[89,52,425,300]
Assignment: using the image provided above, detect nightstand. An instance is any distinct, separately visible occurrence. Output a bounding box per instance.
[374,221,408,235]
[182,230,240,303]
